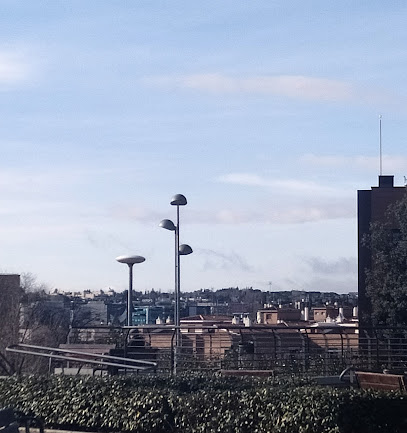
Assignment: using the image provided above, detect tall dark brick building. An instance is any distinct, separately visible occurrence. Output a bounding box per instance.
[0,274,20,292]
[357,175,406,326]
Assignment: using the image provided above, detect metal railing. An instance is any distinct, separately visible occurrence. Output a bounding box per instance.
[6,343,157,375]
[19,325,407,376]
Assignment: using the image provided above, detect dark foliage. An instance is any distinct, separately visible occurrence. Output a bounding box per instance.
[364,193,407,327]
[1,374,407,433]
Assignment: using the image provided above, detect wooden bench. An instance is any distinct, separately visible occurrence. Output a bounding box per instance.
[355,371,407,392]
[0,408,44,433]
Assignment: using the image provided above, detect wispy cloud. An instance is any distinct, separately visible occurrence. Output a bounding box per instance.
[185,197,355,225]
[217,173,338,195]
[111,193,355,226]
[144,73,382,103]
[0,48,33,88]
[0,166,120,197]
[269,203,354,223]
[196,248,253,272]
[281,257,357,292]
[304,257,357,275]
[302,154,407,172]
[108,205,165,224]
[301,276,357,293]
[84,230,135,251]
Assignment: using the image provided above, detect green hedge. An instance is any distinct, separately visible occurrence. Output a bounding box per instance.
[1,374,407,433]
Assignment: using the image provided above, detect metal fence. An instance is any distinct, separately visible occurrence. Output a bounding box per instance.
[63,325,407,376]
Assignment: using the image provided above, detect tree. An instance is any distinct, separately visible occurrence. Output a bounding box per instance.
[20,271,48,293]
[364,192,407,327]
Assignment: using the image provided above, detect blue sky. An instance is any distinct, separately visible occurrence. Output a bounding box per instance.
[1,1,407,293]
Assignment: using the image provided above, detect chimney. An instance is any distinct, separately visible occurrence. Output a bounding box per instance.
[232,315,240,325]
[243,315,252,327]
[304,306,309,321]
[378,175,394,188]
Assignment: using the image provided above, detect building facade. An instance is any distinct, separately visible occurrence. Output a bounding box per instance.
[358,175,406,326]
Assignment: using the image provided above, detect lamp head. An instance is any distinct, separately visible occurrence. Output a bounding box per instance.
[170,194,187,206]
[179,244,193,256]
[116,255,146,265]
[159,219,176,231]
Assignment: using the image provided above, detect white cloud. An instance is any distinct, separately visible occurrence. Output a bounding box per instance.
[304,256,357,275]
[217,173,338,195]
[187,74,353,101]
[185,198,355,225]
[302,153,407,172]
[0,167,115,199]
[300,276,357,293]
[145,73,366,102]
[217,173,267,187]
[196,248,253,272]
[108,198,354,226]
[0,49,32,87]
[110,172,355,226]
[209,171,357,224]
[109,205,163,223]
[269,203,354,223]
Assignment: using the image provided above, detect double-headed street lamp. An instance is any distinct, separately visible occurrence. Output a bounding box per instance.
[116,255,145,326]
[159,194,192,371]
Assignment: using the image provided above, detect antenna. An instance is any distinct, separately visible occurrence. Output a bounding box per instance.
[379,114,382,175]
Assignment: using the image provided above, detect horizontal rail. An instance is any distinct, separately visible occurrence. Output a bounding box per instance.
[17,343,157,366]
[6,344,157,371]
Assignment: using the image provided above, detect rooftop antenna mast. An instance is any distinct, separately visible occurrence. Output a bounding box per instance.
[379,114,382,175]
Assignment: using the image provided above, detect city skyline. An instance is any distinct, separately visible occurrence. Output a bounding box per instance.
[1,2,407,293]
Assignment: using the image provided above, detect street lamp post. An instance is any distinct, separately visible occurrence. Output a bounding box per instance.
[116,255,145,326]
[177,243,193,344]
[171,194,187,337]
[159,194,192,373]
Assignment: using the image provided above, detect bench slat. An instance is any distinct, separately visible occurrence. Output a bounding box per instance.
[355,372,406,391]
